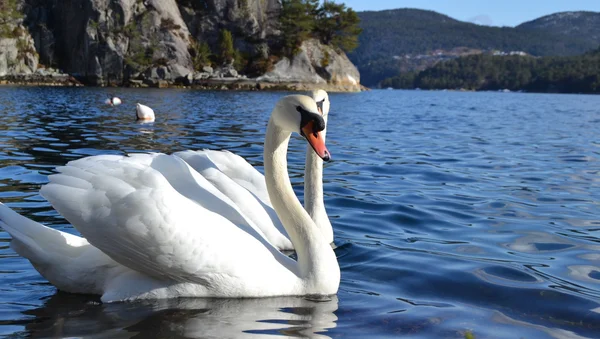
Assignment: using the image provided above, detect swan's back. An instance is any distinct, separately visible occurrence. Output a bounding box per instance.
[40,154,299,298]
[175,150,292,249]
[200,150,271,205]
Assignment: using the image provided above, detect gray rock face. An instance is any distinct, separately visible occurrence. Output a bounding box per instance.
[0,26,38,76]
[215,64,238,78]
[178,0,281,46]
[11,0,361,90]
[258,39,361,91]
[21,0,283,85]
[25,0,193,85]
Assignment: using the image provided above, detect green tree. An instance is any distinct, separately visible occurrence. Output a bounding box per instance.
[278,0,318,55]
[233,49,247,71]
[315,2,362,52]
[0,0,23,37]
[219,29,235,64]
[189,39,212,70]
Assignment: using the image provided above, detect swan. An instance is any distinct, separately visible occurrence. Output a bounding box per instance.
[136,103,155,121]
[0,95,340,301]
[179,90,333,250]
[104,96,122,106]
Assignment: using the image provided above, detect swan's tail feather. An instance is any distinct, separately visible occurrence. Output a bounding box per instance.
[0,202,112,294]
[0,202,88,261]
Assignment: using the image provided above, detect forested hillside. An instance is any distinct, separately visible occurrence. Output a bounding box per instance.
[517,11,600,45]
[380,47,600,94]
[350,9,600,86]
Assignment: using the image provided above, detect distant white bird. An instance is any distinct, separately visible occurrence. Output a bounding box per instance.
[105,97,122,106]
[136,103,155,122]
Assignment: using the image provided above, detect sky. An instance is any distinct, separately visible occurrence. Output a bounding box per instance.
[340,0,600,27]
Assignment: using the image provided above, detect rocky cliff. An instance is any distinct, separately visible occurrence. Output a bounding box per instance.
[0,0,37,76]
[0,23,37,76]
[0,0,361,91]
[259,39,360,92]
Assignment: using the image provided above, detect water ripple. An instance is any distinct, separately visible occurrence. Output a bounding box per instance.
[0,88,599,338]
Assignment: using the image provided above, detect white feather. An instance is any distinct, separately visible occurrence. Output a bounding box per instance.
[136,103,155,122]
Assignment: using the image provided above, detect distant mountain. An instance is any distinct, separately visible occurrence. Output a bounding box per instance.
[350,9,600,86]
[517,11,600,45]
[468,14,494,26]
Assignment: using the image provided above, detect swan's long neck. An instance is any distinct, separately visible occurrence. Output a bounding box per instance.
[304,126,333,244]
[264,118,339,288]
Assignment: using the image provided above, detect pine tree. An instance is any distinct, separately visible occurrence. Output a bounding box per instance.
[219,29,235,64]
[189,39,212,70]
[279,0,318,55]
[315,2,362,52]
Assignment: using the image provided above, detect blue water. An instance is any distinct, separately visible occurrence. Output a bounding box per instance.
[0,87,599,338]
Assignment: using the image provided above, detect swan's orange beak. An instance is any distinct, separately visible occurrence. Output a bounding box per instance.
[302,121,331,161]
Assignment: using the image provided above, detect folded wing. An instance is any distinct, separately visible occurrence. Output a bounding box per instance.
[40,154,293,285]
[175,150,291,249]
[191,150,287,240]
[198,150,271,204]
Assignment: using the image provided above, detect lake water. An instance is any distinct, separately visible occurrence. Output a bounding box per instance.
[0,87,599,338]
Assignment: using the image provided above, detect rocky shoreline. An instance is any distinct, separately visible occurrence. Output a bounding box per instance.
[0,45,365,92]
[0,47,366,92]
[0,68,83,87]
[0,72,367,92]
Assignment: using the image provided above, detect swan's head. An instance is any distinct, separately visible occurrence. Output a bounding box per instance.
[273,95,330,161]
[311,89,330,117]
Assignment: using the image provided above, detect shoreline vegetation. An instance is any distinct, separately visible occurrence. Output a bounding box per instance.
[380,47,600,94]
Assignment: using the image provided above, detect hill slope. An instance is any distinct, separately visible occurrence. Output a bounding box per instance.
[517,11,600,44]
[350,9,600,86]
[381,47,600,94]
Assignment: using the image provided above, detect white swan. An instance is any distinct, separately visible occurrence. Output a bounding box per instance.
[105,96,122,106]
[180,90,333,250]
[136,103,155,121]
[0,95,339,301]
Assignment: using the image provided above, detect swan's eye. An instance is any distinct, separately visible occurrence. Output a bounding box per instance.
[297,105,325,133]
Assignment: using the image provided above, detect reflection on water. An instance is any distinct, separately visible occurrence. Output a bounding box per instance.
[1,87,600,338]
[23,294,338,339]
